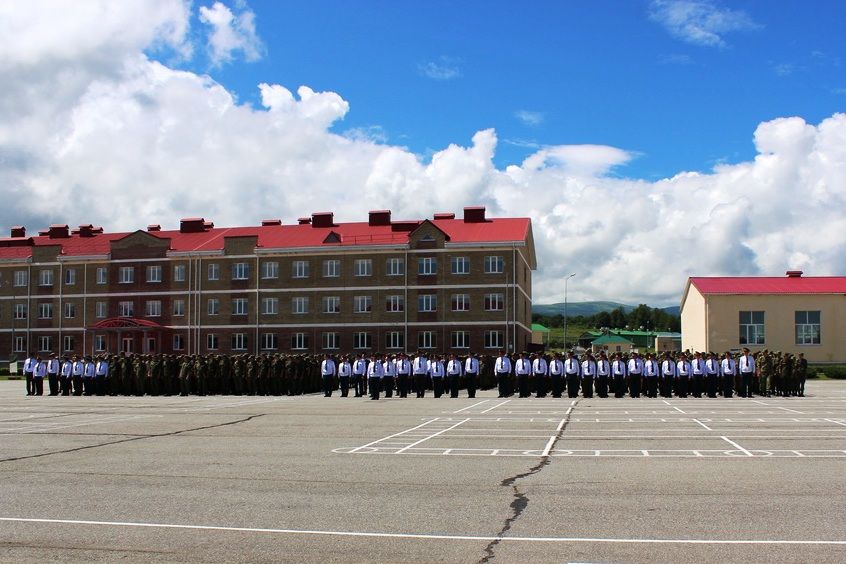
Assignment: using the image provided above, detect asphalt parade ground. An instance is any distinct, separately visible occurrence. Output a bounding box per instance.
[2,380,845,563]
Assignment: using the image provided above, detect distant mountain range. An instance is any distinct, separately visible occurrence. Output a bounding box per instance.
[533,301,681,317]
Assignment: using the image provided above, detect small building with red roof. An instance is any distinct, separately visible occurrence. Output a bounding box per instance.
[680,271,846,362]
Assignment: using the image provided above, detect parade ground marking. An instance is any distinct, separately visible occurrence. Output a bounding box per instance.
[333,397,846,458]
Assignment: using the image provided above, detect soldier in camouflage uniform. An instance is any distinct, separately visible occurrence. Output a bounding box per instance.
[758,350,773,397]
[795,353,808,397]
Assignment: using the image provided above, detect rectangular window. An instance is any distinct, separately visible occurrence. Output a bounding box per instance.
[418,294,437,312]
[418,331,436,349]
[322,260,340,278]
[232,262,249,280]
[118,301,133,317]
[96,267,107,284]
[208,263,220,281]
[485,293,505,311]
[386,295,404,313]
[795,310,821,345]
[94,335,106,352]
[353,332,371,350]
[354,295,372,314]
[146,265,162,283]
[291,332,308,350]
[739,311,765,345]
[451,294,470,312]
[261,297,278,315]
[354,259,372,277]
[173,264,186,282]
[38,336,52,352]
[484,255,505,274]
[322,296,340,314]
[63,335,74,352]
[64,268,76,285]
[232,298,248,315]
[64,302,75,319]
[207,334,219,351]
[146,300,162,317]
[292,260,309,278]
[173,299,185,316]
[207,299,219,316]
[95,302,107,318]
[386,331,405,350]
[452,331,470,349]
[485,330,504,349]
[38,303,53,319]
[118,266,134,284]
[14,270,27,287]
[451,256,470,275]
[14,303,26,320]
[386,258,404,276]
[14,336,26,353]
[418,257,437,275]
[173,334,185,351]
[261,261,279,279]
[261,333,278,350]
[232,333,248,351]
[323,332,340,350]
[40,269,54,286]
[292,297,309,314]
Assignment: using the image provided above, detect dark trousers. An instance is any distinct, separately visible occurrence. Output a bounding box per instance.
[535,375,548,398]
[517,374,530,397]
[740,373,753,397]
[397,374,409,397]
[581,376,594,398]
[465,373,477,398]
[676,377,689,398]
[595,376,609,398]
[448,375,460,398]
[25,372,34,395]
[95,375,107,396]
[566,375,580,398]
[706,374,718,397]
[432,377,444,398]
[497,373,510,397]
[59,376,71,396]
[629,374,642,397]
[614,375,626,397]
[339,376,350,397]
[692,375,703,398]
[383,376,395,398]
[550,374,563,398]
[659,376,674,397]
[353,375,365,397]
[369,377,381,399]
[722,375,734,398]
[73,375,83,395]
[322,375,333,397]
[645,376,658,398]
[33,377,44,395]
[48,374,59,395]
[414,374,427,397]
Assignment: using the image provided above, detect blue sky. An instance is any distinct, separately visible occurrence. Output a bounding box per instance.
[2,0,846,306]
[191,0,845,179]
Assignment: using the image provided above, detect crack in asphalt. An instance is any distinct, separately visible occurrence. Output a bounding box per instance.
[0,415,264,464]
[478,399,580,563]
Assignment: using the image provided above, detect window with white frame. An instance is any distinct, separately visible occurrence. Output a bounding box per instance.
[261,333,278,350]
[418,294,437,312]
[232,333,248,351]
[146,300,162,317]
[291,332,308,350]
[232,298,248,315]
[323,332,340,350]
[322,260,340,278]
[173,334,185,351]
[63,335,74,352]
[451,256,470,275]
[795,311,821,345]
[119,266,134,284]
[354,295,372,313]
[14,303,26,319]
[386,331,405,350]
[64,302,75,319]
[40,269,54,286]
[38,336,52,352]
[173,299,185,316]
[96,267,107,284]
[232,262,249,280]
[13,336,26,353]
[207,334,219,350]
[484,255,505,274]
[261,261,279,279]
[418,257,437,275]
[418,331,436,349]
[484,330,504,349]
[354,259,372,277]
[386,295,404,313]
[118,301,133,317]
[386,257,404,276]
[261,297,278,315]
[38,303,53,319]
[14,270,27,287]
[208,263,220,280]
[353,332,371,350]
[322,296,340,314]
[173,264,186,282]
[64,268,76,285]
[292,260,309,278]
[95,301,107,318]
[739,311,765,345]
[451,294,470,311]
[146,265,162,283]
[484,293,504,311]
[94,335,106,351]
[452,331,470,349]
[207,299,219,316]
[292,297,309,314]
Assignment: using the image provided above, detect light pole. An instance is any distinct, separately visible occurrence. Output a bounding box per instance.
[563,273,576,351]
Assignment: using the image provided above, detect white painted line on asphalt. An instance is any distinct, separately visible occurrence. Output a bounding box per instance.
[825,418,846,427]
[4,517,844,545]
[452,400,490,414]
[394,418,469,454]
[692,419,713,431]
[721,436,753,456]
[348,418,441,453]
[480,400,510,414]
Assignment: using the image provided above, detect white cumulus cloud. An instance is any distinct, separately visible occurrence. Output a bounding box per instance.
[649,0,760,47]
[198,1,263,66]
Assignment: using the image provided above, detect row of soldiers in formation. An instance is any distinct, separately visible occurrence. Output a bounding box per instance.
[20,347,808,399]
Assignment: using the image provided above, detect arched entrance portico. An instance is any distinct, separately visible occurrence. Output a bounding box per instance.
[87,318,168,355]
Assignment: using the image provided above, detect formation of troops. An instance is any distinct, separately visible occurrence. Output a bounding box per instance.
[20,347,809,400]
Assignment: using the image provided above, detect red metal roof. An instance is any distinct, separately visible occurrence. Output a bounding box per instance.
[689,276,846,295]
[0,213,532,259]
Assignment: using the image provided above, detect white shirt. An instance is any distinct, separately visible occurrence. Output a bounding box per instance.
[532,358,548,376]
[367,361,384,378]
[428,360,445,378]
[495,357,512,374]
[338,361,352,377]
[464,357,479,374]
[721,358,736,375]
[447,360,462,376]
[321,359,336,376]
[739,355,756,374]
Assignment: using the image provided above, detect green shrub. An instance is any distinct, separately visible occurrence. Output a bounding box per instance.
[821,365,846,379]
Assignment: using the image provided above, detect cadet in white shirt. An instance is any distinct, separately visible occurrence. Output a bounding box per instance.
[595,352,610,398]
[47,353,61,396]
[515,352,531,398]
[320,353,336,397]
[33,357,47,396]
[494,351,512,398]
[691,352,706,398]
[580,353,596,398]
[720,352,736,398]
[338,355,353,397]
[413,352,429,398]
[532,352,549,398]
[643,353,660,398]
[447,353,462,398]
[463,352,479,399]
[352,354,368,398]
[565,351,581,399]
[612,352,628,398]
[382,355,397,398]
[549,352,565,398]
[705,352,721,398]
[429,354,446,398]
[627,352,644,398]
[367,353,385,400]
[395,352,411,398]
[675,353,691,398]
[660,353,676,398]
[738,347,756,398]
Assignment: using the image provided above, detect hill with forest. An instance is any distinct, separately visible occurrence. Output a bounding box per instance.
[534,301,680,317]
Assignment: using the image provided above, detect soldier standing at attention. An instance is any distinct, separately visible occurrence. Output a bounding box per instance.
[367,352,385,400]
[353,353,368,398]
[32,357,47,395]
[704,352,720,398]
[758,350,772,397]
[515,352,531,398]
[532,352,549,398]
[23,353,37,396]
[595,352,610,398]
[564,351,581,399]
[447,353,462,398]
[47,353,60,396]
[720,352,736,398]
[675,353,691,398]
[612,352,627,398]
[549,352,565,398]
[338,355,353,397]
[660,353,676,398]
[627,352,643,398]
[463,352,479,399]
[383,354,397,398]
[412,352,429,398]
[795,353,808,397]
[494,350,513,398]
[95,355,109,396]
[395,353,411,398]
[643,353,660,398]
[320,353,336,397]
[738,348,756,398]
[580,352,596,398]
[691,352,705,398]
[59,356,73,396]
